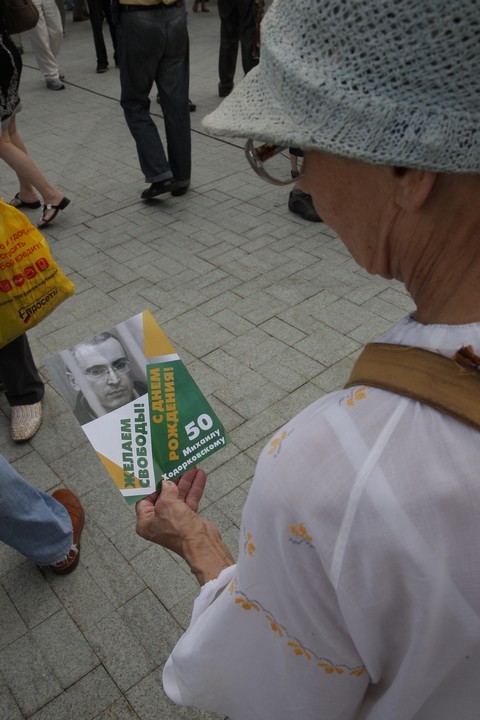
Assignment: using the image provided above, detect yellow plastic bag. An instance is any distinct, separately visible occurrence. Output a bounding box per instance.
[0,199,75,348]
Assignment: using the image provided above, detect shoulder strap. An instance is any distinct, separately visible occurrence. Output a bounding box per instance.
[345,343,480,430]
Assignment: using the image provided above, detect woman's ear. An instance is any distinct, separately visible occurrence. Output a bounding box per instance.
[393,168,438,210]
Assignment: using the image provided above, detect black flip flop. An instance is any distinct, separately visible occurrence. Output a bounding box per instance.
[10,192,41,210]
[38,197,70,229]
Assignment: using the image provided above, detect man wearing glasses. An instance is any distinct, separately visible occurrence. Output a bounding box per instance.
[66,332,147,425]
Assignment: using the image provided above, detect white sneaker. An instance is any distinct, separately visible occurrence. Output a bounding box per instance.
[46,79,65,91]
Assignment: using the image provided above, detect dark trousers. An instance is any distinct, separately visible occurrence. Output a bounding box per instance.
[73,0,88,21]
[88,0,117,66]
[0,335,44,407]
[217,0,259,93]
[118,5,191,184]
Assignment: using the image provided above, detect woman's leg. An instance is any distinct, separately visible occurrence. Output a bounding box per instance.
[0,118,66,210]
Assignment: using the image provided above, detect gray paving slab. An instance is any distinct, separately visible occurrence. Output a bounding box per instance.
[0,691,24,720]
[0,3,412,718]
[2,564,61,628]
[0,633,64,716]
[30,609,99,686]
[0,584,28,649]
[28,666,121,720]
[83,610,158,693]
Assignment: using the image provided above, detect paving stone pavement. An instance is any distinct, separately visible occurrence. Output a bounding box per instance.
[0,5,415,719]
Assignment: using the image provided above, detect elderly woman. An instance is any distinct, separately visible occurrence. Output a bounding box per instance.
[135,1,480,718]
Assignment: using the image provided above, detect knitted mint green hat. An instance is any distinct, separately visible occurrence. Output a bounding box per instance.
[203,0,480,173]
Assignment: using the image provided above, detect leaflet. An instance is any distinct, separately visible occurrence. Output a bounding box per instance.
[45,310,230,504]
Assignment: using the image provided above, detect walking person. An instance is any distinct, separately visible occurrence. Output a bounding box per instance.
[88,0,118,73]
[25,0,65,90]
[116,0,191,200]
[217,0,258,97]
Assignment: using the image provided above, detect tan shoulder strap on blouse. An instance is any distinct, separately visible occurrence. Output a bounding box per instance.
[345,343,480,430]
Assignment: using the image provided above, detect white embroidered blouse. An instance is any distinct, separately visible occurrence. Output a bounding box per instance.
[163,316,480,720]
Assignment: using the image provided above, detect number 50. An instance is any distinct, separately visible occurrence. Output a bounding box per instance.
[185,414,213,440]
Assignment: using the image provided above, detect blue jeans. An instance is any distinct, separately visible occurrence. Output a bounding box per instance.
[0,454,72,565]
[118,5,191,185]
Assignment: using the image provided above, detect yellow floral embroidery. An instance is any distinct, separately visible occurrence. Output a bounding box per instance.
[344,386,367,407]
[228,579,237,595]
[290,522,313,544]
[267,615,283,638]
[235,598,260,612]
[267,430,289,456]
[231,589,366,679]
[288,641,312,661]
[317,661,344,675]
[244,531,256,557]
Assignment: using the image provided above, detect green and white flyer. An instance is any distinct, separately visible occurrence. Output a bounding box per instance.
[45,310,230,504]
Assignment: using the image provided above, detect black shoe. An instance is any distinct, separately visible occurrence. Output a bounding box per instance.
[96,63,108,73]
[171,185,189,197]
[218,84,233,97]
[288,190,322,222]
[141,179,177,200]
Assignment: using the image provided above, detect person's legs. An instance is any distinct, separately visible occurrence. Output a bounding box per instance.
[0,334,44,441]
[0,454,72,565]
[26,0,62,84]
[217,0,239,96]
[73,0,88,21]
[156,6,191,186]
[238,0,258,75]
[54,0,66,30]
[103,0,118,64]
[88,0,108,72]
[3,121,39,205]
[88,0,109,69]
[0,335,44,406]
[43,0,64,59]
[0,118,66,209]
[118,9,172,183]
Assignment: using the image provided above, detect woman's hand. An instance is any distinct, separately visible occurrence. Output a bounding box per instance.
[135,467,234,585]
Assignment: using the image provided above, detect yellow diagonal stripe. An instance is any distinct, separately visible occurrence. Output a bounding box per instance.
[96,452,143,490]
[142,309,176,357]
